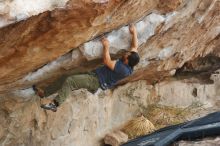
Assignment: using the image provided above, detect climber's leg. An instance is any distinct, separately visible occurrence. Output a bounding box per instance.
[41,72,100,112]
[43,75,69,97]
[33,75,68,98]
[55,72,100,104]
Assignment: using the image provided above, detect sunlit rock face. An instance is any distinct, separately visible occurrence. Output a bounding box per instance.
[0,0,69,28]
[80,13,165,60]
[0,0,220,146]
[0,0,182,91]
[0,0,219,93]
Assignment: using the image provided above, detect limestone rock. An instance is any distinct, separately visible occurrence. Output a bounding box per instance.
[0,0,219,146]
[0,0,174,87]
[0,76,219,146]
[0,0,69,27]
[177,137,220,146]
[104,130,128,146]
[80,13,165,60]
[0,0,218,94]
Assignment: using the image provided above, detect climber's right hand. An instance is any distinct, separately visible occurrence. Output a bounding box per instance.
[129,24,136,34]
[101,37,109,48]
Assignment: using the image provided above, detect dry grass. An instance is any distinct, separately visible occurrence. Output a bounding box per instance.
[143,102,204,129]
[121,116,156,139]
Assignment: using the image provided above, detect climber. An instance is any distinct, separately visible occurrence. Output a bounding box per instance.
[33,24,140,112]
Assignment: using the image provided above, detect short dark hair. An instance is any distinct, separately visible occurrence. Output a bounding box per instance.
[128,51,140,68]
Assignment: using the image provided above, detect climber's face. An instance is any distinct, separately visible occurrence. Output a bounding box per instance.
[122,51,131,64]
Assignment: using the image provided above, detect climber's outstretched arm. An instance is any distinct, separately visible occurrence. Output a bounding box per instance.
[129,24,138,53]
[102,37,116,70]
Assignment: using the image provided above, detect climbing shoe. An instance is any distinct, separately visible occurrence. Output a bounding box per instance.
[41,102,57,112]
[32,85,45,98]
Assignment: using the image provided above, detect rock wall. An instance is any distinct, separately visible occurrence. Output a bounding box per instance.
[177,137,220,146]
[0,0,219,93]
[0,0,220,146]
[0,0,69,28]
[0,0,180,87]
[1,72,220,146]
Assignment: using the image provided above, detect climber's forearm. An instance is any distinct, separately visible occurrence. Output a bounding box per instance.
[103,44,116,70]
[130,31,138,52]
[103,45,111,64]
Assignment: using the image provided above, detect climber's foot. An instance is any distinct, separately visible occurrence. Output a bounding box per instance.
[41,102,57,112]
[33,85,45,98]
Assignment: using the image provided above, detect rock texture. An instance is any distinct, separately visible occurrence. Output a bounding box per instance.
[0,0,180,88]
[0,0,69,28]
[80,13,165,60]
[0,73,220,146]
[104,130,128,146]
[0,0,219,94]
[177,137,220,146]
[0,0,220,146]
